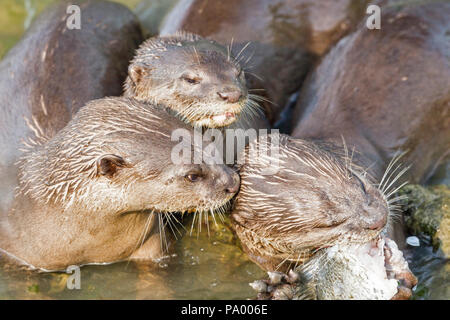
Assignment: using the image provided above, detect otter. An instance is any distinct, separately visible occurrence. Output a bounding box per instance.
[232,2,449,299]
[124,32,267,130]
[0,97,240,271]
[291,1,450,183]
[0,2,240,271]
[0,0,143,213]
[233,134,417,299]
[157,0,371,126]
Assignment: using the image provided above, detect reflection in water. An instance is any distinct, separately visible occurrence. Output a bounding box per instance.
[0,0,448,300]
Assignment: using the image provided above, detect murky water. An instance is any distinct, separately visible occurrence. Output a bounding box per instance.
[0,215,265,299]
[0,0,448,300]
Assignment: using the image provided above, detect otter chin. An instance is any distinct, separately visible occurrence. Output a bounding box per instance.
[123,32,261,128]
[0,97,240,271]
[233,134,416,299]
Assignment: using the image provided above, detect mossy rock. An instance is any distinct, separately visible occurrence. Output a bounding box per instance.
[399,185,450,256]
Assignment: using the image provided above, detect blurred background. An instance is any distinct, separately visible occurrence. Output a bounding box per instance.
[0,0,174,58]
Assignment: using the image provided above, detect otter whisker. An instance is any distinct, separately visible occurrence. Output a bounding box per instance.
[210,208,218,227]
[190,211,198,236]
[387,194,408,204]
[386,180,409,200]
[205,210,211,238]
[164,212,181,240]
[139,211,154,249]
[378,151,407,193]
[235,41,252,65]
[235,41,251,60]
[197,210,202,239]
[245,71,264,82]
[380,162,403,193]
[171,213,187,232]
[242,49,256,68]
[125,210,154,267]
[228,37,234,62]
[158,213,170,253]
[383,165,410,196]
[248,93,275,106]
[275,253,294,271]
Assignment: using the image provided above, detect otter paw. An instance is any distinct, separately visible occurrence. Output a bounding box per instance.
[250,270,303,300]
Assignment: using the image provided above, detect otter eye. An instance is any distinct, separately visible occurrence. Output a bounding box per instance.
[182,75,201,85]
[185,173,201,182]
[97,154,126,178]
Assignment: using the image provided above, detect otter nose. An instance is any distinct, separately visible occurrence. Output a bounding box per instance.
[366,212,388,230]
[225,173,240,194]
[217,89,242,103]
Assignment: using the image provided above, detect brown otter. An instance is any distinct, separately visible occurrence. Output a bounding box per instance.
[124,32,266,129]
[232,2,449,299]
[233,134,417,299]
[0,1,240,271]
[291,1,450,184]
[157,0,371,125]
[0,0,143,214]
[0,97,240,271]
[233,135,392,271]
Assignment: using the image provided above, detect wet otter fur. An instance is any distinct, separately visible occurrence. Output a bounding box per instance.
[124,31,268,129]
[233,134,417,299]
[0,97,239,271]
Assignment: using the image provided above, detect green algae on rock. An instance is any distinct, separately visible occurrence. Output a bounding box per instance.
[399,185,450,256]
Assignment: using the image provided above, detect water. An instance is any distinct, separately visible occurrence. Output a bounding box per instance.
[408,237,449,300]
[0,215,265,299]
[0,0,448,300]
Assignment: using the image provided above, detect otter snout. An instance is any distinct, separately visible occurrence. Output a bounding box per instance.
[225,172,240,194]
[226,175,240,194]
[220,166,240,195]
[217,88,242,103]
[367,214,388,230]
[361,203,389,231]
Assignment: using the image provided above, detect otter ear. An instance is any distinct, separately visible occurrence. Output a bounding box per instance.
[128,64,150,86]
[96,154,126,178]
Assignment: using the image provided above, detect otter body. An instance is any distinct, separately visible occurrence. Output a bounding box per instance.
[1,97,239,271]
[158,0,370,125]
[292,1,450,183]
[0,2,239,271]
[233,135,390,271]
[232,3,449,300]
[234,134,417,299]
[0,0,143,213]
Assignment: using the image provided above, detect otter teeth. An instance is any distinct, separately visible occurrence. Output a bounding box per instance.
[211,112,235,122]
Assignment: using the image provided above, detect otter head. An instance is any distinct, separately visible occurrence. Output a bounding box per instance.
[16,97,239,269]
[124,32,253,128]
[232,134,391,271]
